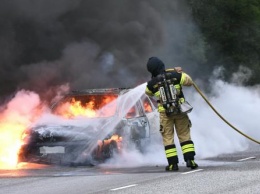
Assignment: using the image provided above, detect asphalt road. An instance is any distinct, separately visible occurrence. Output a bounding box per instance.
[0,144,259,194]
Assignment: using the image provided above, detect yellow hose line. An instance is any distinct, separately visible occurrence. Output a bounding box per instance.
[192,82,260,144]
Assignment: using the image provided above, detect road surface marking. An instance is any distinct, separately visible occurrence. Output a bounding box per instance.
[111,184,137,191]
[182,169,203,174]
[237,156,256,162]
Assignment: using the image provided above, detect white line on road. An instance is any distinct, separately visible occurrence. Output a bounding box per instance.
[111,184,137,191]
[237,156,256,162]
[181,169,203,174]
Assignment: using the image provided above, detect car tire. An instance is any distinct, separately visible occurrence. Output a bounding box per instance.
[104,140,118,159]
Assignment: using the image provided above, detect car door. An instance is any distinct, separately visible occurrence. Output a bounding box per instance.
[140,94,159,136]
[121,98,150,139]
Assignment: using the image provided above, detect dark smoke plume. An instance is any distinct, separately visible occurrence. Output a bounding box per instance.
[0,0,202,103]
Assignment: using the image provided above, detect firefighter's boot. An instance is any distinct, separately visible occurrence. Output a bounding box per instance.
[165,163,179,171]
[181,140,197,169]
[186,159,198,169]
[164,144,179,171]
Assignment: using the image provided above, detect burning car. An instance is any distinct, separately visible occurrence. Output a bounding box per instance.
[18,88,158,166]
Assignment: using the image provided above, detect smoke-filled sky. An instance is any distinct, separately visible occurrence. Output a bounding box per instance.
[0,0,203,102]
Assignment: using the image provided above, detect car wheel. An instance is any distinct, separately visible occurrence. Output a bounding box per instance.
[134,138,150,153]
[18,145,41,163]
[104,140,118,159]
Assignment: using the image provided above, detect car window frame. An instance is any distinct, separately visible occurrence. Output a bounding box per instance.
[140,94,155,114]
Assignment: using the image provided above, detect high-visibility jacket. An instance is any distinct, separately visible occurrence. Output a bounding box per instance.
[145,68,193,113]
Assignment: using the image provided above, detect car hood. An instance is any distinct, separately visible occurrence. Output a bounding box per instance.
[31,125,96,141]
[29,117,116,142]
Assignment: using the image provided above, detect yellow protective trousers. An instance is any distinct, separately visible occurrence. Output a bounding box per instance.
[159,112,192,145]
[160,112,196,163]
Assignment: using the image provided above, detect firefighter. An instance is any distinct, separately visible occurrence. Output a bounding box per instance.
[145,57,198,171]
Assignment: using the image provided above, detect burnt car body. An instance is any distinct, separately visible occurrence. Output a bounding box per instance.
[18,88,158,166]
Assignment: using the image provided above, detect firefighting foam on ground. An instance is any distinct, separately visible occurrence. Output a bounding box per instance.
[0,77,260,170]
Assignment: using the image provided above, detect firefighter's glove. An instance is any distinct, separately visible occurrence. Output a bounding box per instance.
[174,67,182,73]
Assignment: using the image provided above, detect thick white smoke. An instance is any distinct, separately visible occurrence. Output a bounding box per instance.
[190,78,260,158]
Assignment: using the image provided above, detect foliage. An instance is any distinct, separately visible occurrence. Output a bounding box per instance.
[187,0,260,84]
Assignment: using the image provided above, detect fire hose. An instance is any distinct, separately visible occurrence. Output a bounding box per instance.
[192,82,260,145]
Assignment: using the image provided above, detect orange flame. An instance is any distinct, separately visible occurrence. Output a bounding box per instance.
[143,101,152,113]
[54,95,117,118]
[0,90,44,169]
[95,134,123,158]
[0,123,26,169]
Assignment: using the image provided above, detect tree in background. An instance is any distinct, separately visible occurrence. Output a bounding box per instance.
[187,0,260,84]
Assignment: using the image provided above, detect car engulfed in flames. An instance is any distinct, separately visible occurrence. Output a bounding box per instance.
[18,88,158,166]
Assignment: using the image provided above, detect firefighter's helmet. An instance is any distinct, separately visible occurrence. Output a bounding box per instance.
[146,57,165,78]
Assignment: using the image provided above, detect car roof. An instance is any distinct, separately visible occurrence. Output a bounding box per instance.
[50,88,132,112]
[67,88,131,96]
